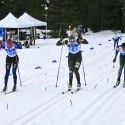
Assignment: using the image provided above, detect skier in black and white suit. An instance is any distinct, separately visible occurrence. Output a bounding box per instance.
[56,29,88,90]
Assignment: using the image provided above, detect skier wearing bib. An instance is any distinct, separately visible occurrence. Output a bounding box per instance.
[77,25,83,39]
[113,42,125,88]
[56,29,88,91]
[0,39,22,92]
[66,26,73,38]
[112,34,122,50]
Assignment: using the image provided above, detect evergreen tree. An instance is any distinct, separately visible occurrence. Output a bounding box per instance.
[0,0,124,35]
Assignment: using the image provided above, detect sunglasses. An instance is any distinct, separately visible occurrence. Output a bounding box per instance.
[69,39,75,42]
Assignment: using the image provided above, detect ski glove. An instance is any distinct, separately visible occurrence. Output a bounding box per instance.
[113,58,116,63]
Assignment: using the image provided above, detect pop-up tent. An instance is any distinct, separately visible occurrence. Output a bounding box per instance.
[18,12,47,27]
[0,12,30,28]
[18,12,47,44]
[0,12,30,41]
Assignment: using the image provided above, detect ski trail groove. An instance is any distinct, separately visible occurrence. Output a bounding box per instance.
[8,92,69,125]
[70,86,121,125]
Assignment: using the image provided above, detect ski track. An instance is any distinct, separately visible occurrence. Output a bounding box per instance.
[70,86,122,125]
[8,92,71,125]
[0,32,124,125]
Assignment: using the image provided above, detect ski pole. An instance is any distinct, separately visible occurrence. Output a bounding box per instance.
[81,55,87,86]
[56,45,63,87]
[113,63,115,68]
[80,45,87,86]
[17,65,22,86]
[16,56,22,86]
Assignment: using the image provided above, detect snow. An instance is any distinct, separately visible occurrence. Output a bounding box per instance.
[0,31,125,125]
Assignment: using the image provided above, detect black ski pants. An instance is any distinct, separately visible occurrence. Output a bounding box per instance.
[68,51,82,86]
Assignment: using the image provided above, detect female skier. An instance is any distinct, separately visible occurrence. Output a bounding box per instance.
[113,42,125,88]
[56,29,88,91]
[0,39,22,92]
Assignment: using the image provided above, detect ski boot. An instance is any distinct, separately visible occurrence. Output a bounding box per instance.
[114,80,120,88]
[2,85,7,92]
[12,85,16,92]
[68,84,72,91]
[2,80,8,92]
[77,83,81,91]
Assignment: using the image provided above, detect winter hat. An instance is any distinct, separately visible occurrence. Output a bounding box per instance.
[6,39,13,48]
[69,25,71,29]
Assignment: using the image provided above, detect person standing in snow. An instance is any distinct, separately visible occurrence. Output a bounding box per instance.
[77,25,83,39]
[66,26,73,38]
[0,39,22,92]
[56,28,88,91]
[113,43,125,88]
[112,34,122,50]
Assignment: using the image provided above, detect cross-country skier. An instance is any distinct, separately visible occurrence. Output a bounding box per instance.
[66,26,74,38]
[112,34,122,50]
[56,29,88,91]
[113,42,125,88]
[0,39,22,92]
[77,25,83,39]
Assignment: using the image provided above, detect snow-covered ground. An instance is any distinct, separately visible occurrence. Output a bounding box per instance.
[0,30,125,125]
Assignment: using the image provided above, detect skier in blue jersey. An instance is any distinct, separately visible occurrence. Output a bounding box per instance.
[0,39,22,92]
[112,34,122,50]
[56,29,88,91]
[113,42,125,88]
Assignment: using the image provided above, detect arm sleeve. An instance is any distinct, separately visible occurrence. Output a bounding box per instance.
[14,43,22,49]
[56,38,68,46]
[78,39,88,44]
[1,43,5,49]
[119,36,122,40]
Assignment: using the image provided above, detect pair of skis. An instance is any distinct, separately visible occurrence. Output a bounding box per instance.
[0,90,16,95]
[62,88,81,94]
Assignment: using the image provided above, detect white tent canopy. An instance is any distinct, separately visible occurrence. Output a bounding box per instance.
[0,12,30,28]
[18,12,47,27]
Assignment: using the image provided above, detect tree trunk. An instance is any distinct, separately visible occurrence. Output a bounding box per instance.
[84,0,88,33]
[122,0,125,32]
[99,0,104,30]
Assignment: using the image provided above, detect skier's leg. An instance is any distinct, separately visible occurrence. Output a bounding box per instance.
[74,67,80,88]
[123,57,125,87]
[116,41,118,47]
[68,54,75,90]
[123,65,125,88]
[117,55,124,82]
[117,67,123,81]
[69,70,73,89]
[74,53,82,88]
[3,56,12,91]
[12,56,18,91]
[124,58,125,81]
[5,64,11,83]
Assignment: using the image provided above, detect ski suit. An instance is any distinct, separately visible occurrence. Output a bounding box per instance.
[0,42,22,87]
[114,46,125,81]
[56,38,88,87]
[112,36,121,49]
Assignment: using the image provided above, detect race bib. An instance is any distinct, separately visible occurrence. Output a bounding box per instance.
[67,42,81,54]
[5,45,17,57]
